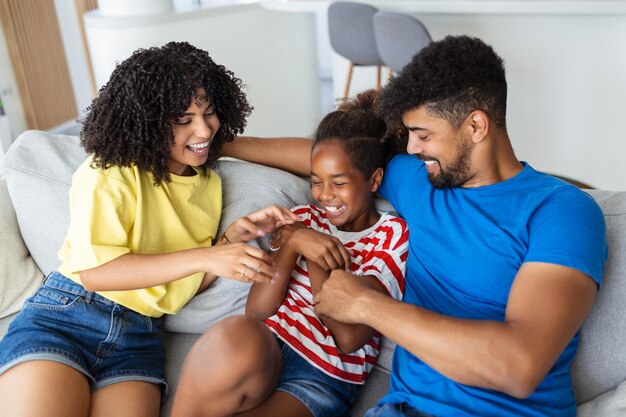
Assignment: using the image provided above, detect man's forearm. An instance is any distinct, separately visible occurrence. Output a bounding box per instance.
[222,136,313,176]
[354,289,549,398]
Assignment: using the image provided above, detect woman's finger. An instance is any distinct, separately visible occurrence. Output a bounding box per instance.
[239,264,272,283]
[243,267,274,284]
[247,205,284,223]
[244,245,277,269]
[237,259,274,284]
[235,217,266,237]
[262,205,299,223]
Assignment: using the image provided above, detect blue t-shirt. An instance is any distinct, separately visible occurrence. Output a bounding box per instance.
[378,155,607,417]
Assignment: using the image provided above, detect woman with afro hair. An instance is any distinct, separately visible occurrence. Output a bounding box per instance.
[0,41,297,417]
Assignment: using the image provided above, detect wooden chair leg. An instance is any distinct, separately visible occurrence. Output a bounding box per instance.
[344,62,354,99]
[376,65,382,90]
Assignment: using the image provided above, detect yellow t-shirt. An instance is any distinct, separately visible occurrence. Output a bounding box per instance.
[58,157,222,317]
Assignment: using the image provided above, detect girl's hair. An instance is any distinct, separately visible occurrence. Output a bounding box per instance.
[314,89,395,179]
[81,41,253,184]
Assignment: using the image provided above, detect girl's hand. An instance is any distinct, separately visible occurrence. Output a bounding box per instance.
[269,222,306,251]
[204,243,277,284]
[224,205,299,243]
[288,228,351,271]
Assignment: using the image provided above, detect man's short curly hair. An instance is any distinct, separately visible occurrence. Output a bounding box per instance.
[81,41,252,184]
[377,35,507,132]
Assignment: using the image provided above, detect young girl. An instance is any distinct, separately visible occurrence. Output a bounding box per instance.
[0,42,296,417]
[172,90,409,417]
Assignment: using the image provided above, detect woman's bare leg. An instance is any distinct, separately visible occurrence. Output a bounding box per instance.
[0,361,90,417]
[90,381,161,417]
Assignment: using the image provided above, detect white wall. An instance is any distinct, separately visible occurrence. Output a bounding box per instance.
[53,0,95,117]
[84,4,322,138]
[330,13,626,191]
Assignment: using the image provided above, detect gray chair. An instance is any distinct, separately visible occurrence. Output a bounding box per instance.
[328,1,384,99]
[373,11,432,75]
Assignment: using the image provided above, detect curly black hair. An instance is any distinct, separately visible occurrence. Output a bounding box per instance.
[81,41,253,184]
[377,35,507,132]
[314,89,392,179]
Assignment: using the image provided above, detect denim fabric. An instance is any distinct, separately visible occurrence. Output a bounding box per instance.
[275,338,359,417]
[0,272,167,393]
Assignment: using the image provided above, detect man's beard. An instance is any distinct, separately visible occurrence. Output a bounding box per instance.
[423,140,473,189]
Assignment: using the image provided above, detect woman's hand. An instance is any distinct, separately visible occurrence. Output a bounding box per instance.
[288,228,351,271]
[203,243,278,284]
[223,205,299,243]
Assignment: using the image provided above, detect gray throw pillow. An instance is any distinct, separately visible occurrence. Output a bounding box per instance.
[0,130,86,276]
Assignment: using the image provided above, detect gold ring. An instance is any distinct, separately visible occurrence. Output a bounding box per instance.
[240,265,248,278]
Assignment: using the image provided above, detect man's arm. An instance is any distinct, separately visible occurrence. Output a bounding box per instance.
[222,136,313,176]
[314,262,597,399]
[307,261,386,354]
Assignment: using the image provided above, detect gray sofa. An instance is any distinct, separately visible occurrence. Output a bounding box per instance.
[1,130,625,416]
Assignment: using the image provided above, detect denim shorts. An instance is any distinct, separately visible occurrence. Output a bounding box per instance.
[275,337,360,417]
[364,403,437,417]
[0,272,167,393]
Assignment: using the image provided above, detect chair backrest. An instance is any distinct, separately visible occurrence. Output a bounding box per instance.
[373,11,432,74]
[327,1,383,66]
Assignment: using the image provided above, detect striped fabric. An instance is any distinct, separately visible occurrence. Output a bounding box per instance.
[265,205,408,384]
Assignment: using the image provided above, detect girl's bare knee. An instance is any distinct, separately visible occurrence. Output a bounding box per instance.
[174,316,280,416]
[184,316,274,384]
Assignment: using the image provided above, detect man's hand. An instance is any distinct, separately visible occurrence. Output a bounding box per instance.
[313,269,370,323]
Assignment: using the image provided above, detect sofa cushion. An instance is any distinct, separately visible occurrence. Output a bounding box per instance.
[0,131,87,276]
[572,190,626,404]
[577,379,626,416]
[0,177,44,318]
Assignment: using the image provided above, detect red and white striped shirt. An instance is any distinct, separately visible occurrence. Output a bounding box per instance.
[265,205,408,384]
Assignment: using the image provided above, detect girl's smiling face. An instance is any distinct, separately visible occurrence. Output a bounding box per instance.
[168,89,220,176]
[310,140,382,232]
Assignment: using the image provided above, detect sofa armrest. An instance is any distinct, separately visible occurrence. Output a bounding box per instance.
[0,177,44,318]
